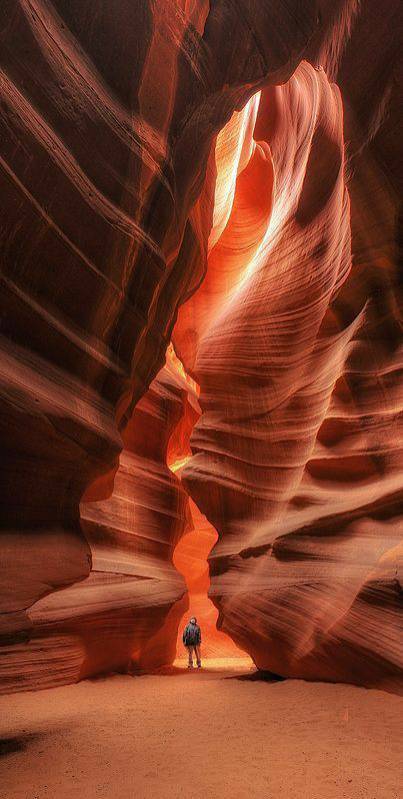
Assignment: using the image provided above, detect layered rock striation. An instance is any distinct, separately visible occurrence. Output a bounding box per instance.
[0,352,199,691]
[0,0,319,691]
[0,1,401,691]
[180,6,402,687]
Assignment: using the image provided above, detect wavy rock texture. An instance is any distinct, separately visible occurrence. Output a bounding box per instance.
[1,1,401,693]
[0,353,198,692]
[0,2,320,690]
[179,3,402,687]
[79,353,198,677]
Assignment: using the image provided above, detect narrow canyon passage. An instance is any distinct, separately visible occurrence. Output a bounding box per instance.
[172,495,252,665]
[0,18,401,799]
[167,360,251,667]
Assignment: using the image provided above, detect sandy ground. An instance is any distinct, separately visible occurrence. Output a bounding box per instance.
[1,661,402,799]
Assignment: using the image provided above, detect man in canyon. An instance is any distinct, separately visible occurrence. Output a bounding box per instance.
[183,617,202,669]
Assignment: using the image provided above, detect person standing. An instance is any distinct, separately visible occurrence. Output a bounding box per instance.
[183,617,202,668]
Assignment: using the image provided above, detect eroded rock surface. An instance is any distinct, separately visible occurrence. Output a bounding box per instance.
[180,6,402,687]
[0,0,318,690]
[1,2,401,691]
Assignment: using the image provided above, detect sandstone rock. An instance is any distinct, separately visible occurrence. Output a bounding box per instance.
[0,0,318,690]
[180,44,402,686]
[1,1,400,692]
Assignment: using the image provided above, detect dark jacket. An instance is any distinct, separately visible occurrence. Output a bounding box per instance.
[183,621,201,646]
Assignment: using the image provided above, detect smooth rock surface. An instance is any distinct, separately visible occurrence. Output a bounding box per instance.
[0,2,401,692]
[180,24,402,686]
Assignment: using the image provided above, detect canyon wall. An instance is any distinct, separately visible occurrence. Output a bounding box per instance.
[0,0,320,691]
[0,1,401,691]
[179,2,402,688]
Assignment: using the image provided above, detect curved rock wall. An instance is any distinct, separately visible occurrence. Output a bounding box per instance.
[79,353,197,678]
[1,2,401,692]
[0,0,318,686]
[0,352,197,691]
[180,6,402,686]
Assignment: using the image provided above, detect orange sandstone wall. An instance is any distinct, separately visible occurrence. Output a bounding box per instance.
[0,1,401,692]
[179,4,402,687]
[0,0,319,691]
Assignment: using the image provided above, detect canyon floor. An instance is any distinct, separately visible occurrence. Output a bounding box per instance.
[1,661,402,799]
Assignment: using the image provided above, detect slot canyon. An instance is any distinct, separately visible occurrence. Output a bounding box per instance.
[0,1,402,797]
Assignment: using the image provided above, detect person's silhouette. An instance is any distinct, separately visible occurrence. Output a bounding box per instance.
[183,617,202,668]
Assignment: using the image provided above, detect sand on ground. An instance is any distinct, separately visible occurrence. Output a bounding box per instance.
[1,661,402,799]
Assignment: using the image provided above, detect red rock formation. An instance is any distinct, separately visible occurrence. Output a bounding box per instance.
[78,353,197,678]
[0,352,197,691]
[179,21,402,686]
[1,1,401,692]
[0,1,320,691]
